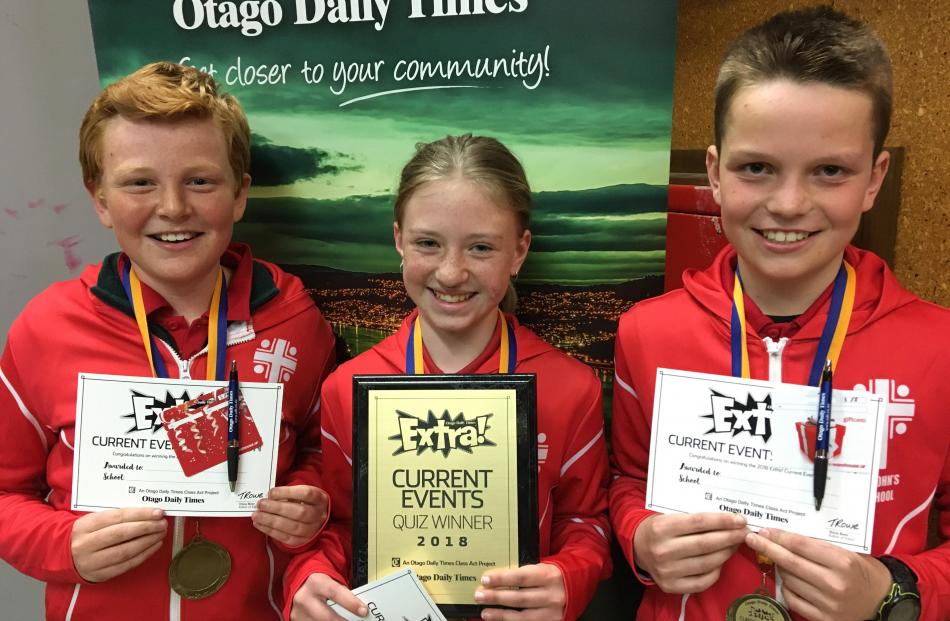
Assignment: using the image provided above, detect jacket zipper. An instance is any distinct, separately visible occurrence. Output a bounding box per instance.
[158,323,257,621]
[764,337,788,382]
[762,335,788,607]
[167,348,191,621]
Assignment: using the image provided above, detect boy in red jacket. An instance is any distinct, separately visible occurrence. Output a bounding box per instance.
[0,62,336,620]
[610,7,947,621]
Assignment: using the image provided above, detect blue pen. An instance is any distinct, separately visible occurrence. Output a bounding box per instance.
[227,360,239,492]
[814,359,832,510]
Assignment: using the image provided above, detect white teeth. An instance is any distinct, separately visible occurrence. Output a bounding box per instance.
[156,232,197,242]
[763,230,808,243]
[434,291,472,303]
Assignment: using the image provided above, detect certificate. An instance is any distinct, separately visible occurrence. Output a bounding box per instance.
[328,568,447,621]
[647,368,885,553]
[71,373,283,516]
[353,375,538,618]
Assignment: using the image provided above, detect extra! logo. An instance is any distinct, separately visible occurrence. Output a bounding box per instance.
[702,390,774,442]
[123,389,191,433]
[389,410,494,457]
[253,338,298,383]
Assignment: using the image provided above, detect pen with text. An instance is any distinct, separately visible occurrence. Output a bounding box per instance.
[813,358,832,511]
[227,360,239,493]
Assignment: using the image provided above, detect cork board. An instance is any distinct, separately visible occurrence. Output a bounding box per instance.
[671,0,950,304]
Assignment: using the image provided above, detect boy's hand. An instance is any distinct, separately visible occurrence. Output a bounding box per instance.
[633,512,748,593]
[290,573,367,621]
[474,563,565,620]
[745,528,892,621]
[71,507,167,582]
[252,485,329,547]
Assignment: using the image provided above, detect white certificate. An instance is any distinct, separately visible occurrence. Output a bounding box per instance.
[72,373,283,516]
[329,568,448,621]
[647,368,885,553]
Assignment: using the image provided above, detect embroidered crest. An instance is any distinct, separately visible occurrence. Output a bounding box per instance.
[852,378,915,470]
[253,338,298,383]
[538,432,549,465]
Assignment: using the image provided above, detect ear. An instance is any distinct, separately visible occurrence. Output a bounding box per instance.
[511,228,532,275]
[86,179,113,229]
[232,173,251,223]
[706,145,723,206]
[393,221,404,259]
[861,150,891,213]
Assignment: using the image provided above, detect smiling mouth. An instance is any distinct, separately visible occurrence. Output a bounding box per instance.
[150,232,201,243]
[757,229,813,244]
[431,289,475,303]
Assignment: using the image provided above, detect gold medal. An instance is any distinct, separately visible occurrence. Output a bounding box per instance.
[726,554,791,621]
[726,593,792,621]
[169,533,231,600]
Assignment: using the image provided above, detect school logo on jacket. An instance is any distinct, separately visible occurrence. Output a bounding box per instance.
[537,432,549,466]
[851,378,915,471]
[253,338,298,383]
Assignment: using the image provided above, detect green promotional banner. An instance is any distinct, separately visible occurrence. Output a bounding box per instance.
[87,0,678,394]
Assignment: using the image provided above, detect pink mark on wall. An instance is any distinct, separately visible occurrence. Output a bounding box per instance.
[48,235,82,272]
[4,209,19,219]
[28,199,67,214]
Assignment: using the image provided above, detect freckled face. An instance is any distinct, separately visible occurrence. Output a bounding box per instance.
[707,80,889,296]
[394,176,530,340]
[88,116,249,296]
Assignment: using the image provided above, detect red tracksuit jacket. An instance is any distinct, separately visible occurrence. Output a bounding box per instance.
[0,245,335,620]
[284,309,611,621]
[610,245,950,620]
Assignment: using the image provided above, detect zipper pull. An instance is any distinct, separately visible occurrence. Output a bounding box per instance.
[178,358,191,380]
[763,337,788,383]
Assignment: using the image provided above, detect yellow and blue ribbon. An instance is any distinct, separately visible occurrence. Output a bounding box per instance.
[731,262,855,386]
[120,260,228,381]
[406,308,516,374]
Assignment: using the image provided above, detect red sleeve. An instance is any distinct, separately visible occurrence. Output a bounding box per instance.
[282,370,353,619]
[544,370,612,621]
[282,519,351,620]
[893,446,950,619]
[273,309,337,554]
[607,311,657,585]
[0,339,83,583]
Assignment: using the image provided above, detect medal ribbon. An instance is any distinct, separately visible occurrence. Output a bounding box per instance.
[731,261,855,386]
[120,260,229,381]
[405,308,516,374]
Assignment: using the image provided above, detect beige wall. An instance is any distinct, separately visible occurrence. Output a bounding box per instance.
[672,0,950,303]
